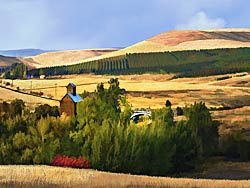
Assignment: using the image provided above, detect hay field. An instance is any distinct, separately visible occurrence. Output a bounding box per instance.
[0,86,59,109]
[1,165,250,188]
[2,72,250,108]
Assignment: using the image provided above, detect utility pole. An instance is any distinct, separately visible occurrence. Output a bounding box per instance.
[55,83,57,99]
[30,81,32,92]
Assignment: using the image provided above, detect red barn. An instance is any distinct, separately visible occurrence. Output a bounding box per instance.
[60,83,82,116]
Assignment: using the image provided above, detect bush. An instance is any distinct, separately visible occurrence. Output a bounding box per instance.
[51,155,91,168]
[220,132,250,161]
[35,104,60,119]
[165,100,172,107]
[184,102,218,157]
[176,106,184,116]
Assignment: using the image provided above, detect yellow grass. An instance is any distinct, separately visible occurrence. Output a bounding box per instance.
[212,106,250,136]
[28,49,118,68]
[1,165,250,188]
[175,39,250,50]
[0,87,59,109]
[1,72,250,109]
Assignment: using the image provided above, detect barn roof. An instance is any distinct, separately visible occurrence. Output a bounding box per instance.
[68,82,76,88]
[130,110,151,120]
[68,93,82,103]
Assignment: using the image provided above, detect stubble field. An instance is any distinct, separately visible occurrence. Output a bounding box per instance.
[1,165,250,188]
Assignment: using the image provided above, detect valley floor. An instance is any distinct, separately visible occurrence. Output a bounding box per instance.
[1,73,250,135]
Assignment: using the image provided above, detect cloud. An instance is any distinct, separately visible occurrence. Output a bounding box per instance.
[176,11,226,30]
[0,0,249,50]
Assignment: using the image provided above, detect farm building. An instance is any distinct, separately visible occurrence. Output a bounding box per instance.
[130,110,151,122]
[60,83,82,116]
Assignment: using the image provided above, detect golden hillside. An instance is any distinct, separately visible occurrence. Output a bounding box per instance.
[27,48,118,68]
[73,28,250,64]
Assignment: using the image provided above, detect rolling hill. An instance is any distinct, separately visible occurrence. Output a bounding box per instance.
[0,49,55,57]
[0,48,119,69]
[0,55,22,67]
[71,28,250,64]
[3,29,250,76]
[0,55,41,69]
[31,28,250,77]
[27,48,119,68]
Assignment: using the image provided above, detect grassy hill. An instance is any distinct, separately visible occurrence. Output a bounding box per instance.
[27,28,250,77]
[0,55,22,67]
[0,55,40,69]
[0,49,119,70]
[0,49,54,57]
[28,48,119,68]
[69,28,250,64]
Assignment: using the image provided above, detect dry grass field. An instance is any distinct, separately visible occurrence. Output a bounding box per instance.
[0,49,118,69]
[29,48,118,68]
[0,86,59,109]
[1,165,250,188]
[2,72,250,108]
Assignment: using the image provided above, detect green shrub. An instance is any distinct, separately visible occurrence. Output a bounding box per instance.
[220,132,250,161]
[176,106,184,116]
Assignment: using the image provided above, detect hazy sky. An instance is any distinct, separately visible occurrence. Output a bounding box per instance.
[0,0,249,50]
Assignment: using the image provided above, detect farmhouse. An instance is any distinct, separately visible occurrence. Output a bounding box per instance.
[60,83,82,116]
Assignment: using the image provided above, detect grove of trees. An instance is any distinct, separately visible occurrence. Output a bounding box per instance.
[0,79,249,175]
[4,63,27,79]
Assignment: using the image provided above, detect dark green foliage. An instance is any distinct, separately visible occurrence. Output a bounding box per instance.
[0,99,25,119]
[176,106,184,116]
[184,102,219,157]
[165,99,172,107]
[5,63,27,79]
[220,132,250,161]
[0,101,76,165]
[151,107,174,127]
[170,121,201,173]
[11,99,25,117]
[39,69,44,76]
[34,104,60,119]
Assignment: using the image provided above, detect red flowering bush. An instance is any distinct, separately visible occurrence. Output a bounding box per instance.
[51,155,91,168]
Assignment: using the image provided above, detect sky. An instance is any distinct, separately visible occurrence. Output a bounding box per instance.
[0,0,249,50]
